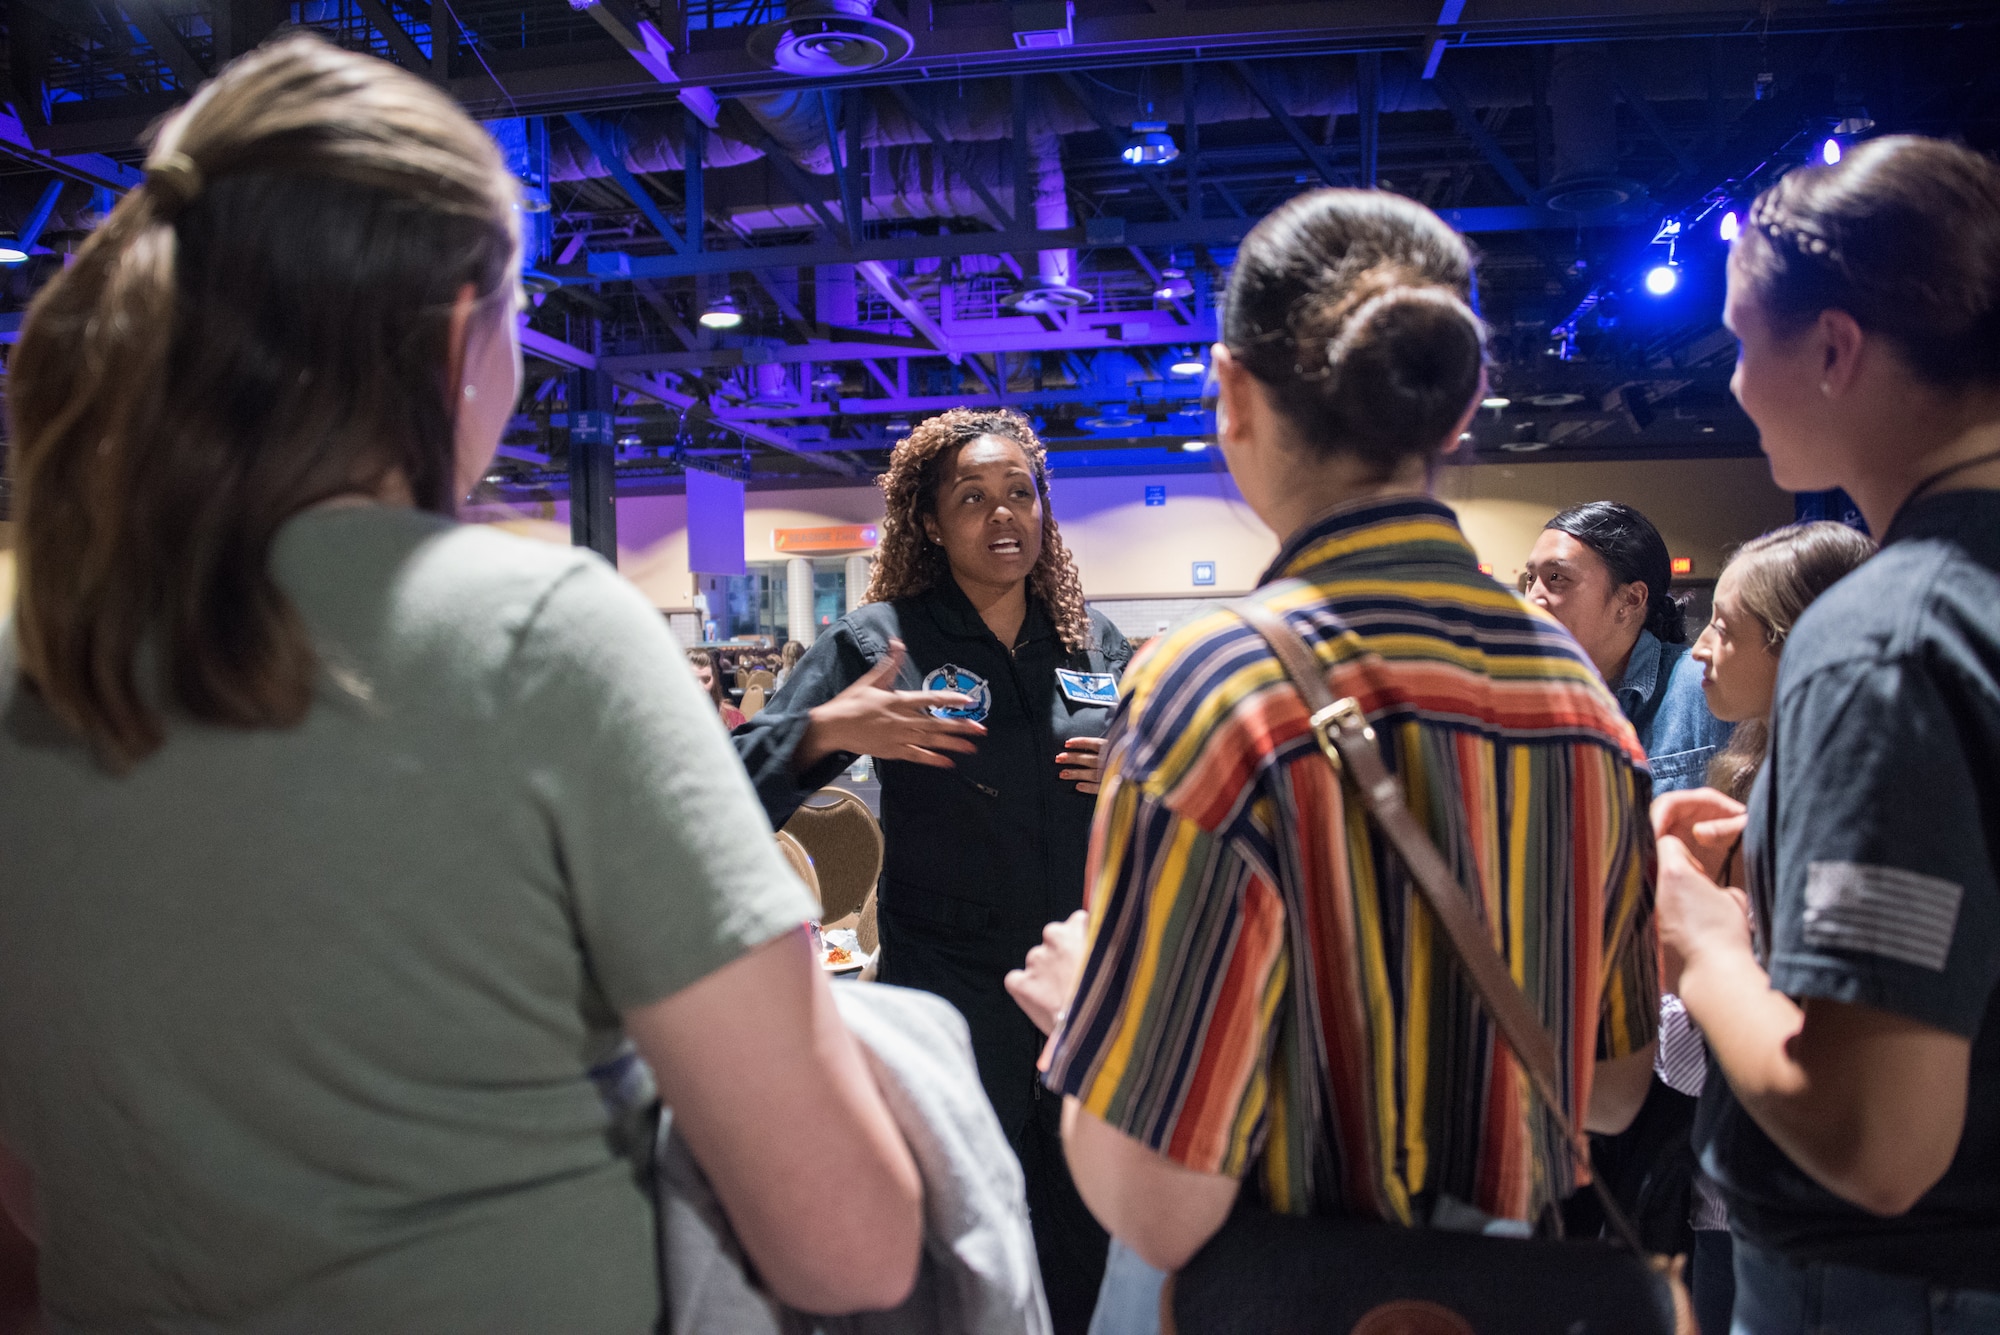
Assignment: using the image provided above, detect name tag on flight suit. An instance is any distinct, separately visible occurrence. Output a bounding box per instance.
[1055,669,1120,706]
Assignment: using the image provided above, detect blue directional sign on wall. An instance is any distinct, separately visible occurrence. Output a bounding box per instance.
[1192,561,1217,587]
[1145,485,1167,507]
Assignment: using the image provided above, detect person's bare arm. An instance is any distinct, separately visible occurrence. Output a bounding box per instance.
[624,927,923,1313]
[1061,1098,1240,1272]
[1660,834,1971,1215]
[1585,1042,1659,1135]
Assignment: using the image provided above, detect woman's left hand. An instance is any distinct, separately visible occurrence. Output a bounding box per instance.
[1005,910,1089,1037]
[1057,736,1107,794]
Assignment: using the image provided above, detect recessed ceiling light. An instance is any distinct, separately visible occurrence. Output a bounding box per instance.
[1181,440,1208,452]
[1480,396,1510,410]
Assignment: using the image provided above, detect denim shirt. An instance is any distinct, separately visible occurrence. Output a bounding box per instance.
[1615,629,1734,793]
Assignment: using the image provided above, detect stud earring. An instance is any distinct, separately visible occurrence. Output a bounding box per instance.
[463,384,478,401]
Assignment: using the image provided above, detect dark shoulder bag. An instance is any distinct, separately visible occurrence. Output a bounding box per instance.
[1163,603,1692,1335]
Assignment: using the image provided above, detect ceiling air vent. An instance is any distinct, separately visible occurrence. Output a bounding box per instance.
[1002,278,1093,314]
[747,0,913,76]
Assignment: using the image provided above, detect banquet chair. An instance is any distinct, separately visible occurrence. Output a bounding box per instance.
[773,830,819,908]
[780,789,882,927]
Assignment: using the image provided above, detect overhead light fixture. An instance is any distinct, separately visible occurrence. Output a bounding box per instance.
[0,237,29,265]
[616,434,643,449]
[1121,122,1179,167]
[1180,440,1208,453]
[1644,263,1680,296]
[1480,395,1510,410]
[522,268,561,294]
[1718,210,1741,243]
[1002,278,1093,314]
[1152,265,1195,303]
[1527,392,1584,407]
[1501,424,1549,454]
[810,369,844,390]
[699,295,744,329]
[1168,348,1206,377]
[1820,138,1842,166]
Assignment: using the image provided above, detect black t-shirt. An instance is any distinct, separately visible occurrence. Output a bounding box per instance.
[1694,490,2000,1288]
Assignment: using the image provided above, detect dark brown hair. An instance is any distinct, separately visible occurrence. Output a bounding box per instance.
[8,35,519,769]
[1223,188,1485,476]
[865,408,1090,653]
[1705,522,1876,800]
[686,649,727,707]
[1738,136,2000,388]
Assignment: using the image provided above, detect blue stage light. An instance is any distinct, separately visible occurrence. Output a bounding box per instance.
[1644,264,1680,296]
[1821,138,1843,166]
[1719,210,1740,243]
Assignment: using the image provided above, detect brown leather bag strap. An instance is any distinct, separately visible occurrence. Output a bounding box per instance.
[1233,598,1648,1254]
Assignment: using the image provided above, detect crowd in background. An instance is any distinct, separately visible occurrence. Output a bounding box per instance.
[1,31,1998,1335]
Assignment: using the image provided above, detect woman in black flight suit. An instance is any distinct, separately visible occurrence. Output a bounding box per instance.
[735,408,1130,1331]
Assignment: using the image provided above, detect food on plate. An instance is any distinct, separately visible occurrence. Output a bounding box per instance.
[823,947,854,968]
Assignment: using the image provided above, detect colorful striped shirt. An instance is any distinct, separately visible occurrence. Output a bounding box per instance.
[1044,497,1658,1225]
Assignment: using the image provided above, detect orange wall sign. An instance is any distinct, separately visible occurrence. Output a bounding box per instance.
[773,524,881,554]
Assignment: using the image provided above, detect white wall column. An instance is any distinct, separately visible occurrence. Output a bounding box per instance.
[785,556,816,646]
[844,554,873,612]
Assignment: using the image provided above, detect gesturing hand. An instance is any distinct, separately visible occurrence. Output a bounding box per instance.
[1651,788,1748,882]
[1005,910,1090,1037]
[1056,736,1108,795]
[800,639,986,770]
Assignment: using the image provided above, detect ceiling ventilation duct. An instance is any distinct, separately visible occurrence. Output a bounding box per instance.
[1534,44,1647,214]
[747,0,913,76]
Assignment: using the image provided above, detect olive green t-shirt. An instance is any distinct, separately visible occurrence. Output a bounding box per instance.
[0,506,815,1333]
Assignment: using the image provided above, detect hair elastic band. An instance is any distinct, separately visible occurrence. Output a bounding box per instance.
[145,151,205,218]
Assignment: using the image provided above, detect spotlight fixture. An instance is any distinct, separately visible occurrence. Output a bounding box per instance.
[1480,396,1511,410]
[1718,210,1741,243]
[699,295,745,329]
[1121,122,1180,167]
[810,369,844,391]
[616,434,643,449]
[1527,392,1584,408]
[1644,263,1680,296]
[1501,424,1549,454]
[1153,266,1195,302]
[1168,348,1206,377]
[1180,440,1209,453]
[1002,278,1093,314]
[1820,138,1842,166]
[0,237,28,265]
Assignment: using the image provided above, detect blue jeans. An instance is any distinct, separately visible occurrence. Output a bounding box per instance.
[1086,1239,1166,1335]
[1734,1234,2000,1335]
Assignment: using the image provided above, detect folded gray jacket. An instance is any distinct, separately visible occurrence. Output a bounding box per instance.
[655,982,1053,1335]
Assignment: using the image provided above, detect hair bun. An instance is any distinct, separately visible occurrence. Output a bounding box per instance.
[1321,285,1484,455]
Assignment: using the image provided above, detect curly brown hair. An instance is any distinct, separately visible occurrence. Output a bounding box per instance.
[864,407,1092,653]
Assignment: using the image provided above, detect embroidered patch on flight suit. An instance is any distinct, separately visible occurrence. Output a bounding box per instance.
[1055,669,1120,706]
[924,663,993,723]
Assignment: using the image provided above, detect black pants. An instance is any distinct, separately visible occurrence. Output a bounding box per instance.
[879,914,1109,1335]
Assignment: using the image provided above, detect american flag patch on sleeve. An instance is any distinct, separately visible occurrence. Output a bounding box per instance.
[1800,861,1965,972]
